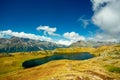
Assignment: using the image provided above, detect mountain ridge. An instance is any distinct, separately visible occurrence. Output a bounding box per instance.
[69,40,119,48]
[0,36,119,53]
[0,36,66,53]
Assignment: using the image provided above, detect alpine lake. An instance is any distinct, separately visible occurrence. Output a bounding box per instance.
[22,52,94,68]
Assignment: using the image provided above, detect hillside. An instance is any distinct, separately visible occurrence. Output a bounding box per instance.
[0,36,65,53]
[1,37,118,53]
[69,40,118,48]
[0,45,120,80]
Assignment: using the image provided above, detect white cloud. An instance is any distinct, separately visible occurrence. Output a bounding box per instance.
[91,0,112,11]
[91,0,120,41]
[54,32,86,46]
[63,32,85,42]
[0,30,52,42]
[78,16,89,28]
[36,25,60,36]
[0,30,86,46]
[88,32,118,42]
[56,39,72,46]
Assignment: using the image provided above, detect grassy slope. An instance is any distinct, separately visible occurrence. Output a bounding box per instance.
[0,48,94,75]
[0,51,53,75]
[0,45,120,80]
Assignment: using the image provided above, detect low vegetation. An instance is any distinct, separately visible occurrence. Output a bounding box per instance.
[0,45,120,80]
[0,51,51,75]
[105,65,120,73]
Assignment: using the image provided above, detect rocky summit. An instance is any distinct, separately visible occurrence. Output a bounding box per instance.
[0,36,65,53]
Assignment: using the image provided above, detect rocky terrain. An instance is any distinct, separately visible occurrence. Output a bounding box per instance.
[1,36,118,53]
[0,36,65,53]
[69,40,119,48]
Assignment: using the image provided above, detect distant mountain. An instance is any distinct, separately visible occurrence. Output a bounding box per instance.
[69,40,119,48]
[0,36,66,53]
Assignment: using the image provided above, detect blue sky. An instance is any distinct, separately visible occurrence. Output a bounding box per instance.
[0,0,120,45]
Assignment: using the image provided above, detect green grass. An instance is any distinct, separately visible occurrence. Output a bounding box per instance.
[0,52,48,75]
[105,65,120,73]
[0,45,120,79]
[0,48,95,75]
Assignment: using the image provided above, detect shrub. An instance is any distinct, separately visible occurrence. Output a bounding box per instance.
[105,65,120,73]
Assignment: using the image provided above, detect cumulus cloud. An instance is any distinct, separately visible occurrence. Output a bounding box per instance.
[56,39,72,46]
[63,32,85,42]
[0,30,85,46]
[36,25,60,36]
[91,0,120,41]
[54,32,85,46]
[88,32,118,42]
[54,32,86,46]
[0,30,52,41]
[91,0,112,11]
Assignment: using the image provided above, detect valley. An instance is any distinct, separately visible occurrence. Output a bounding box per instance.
[1,0,120,79]
[0,45,120,80]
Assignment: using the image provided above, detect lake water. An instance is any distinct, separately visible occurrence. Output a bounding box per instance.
[22,52,94,68]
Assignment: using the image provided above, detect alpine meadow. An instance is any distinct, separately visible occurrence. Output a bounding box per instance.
[0,0,120,80]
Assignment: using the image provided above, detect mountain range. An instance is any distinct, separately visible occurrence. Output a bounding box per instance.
[0,36,119,53]
[0,36,65,53]
[69,40,119,48]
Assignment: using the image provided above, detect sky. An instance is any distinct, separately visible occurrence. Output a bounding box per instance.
[0,0,120,45]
